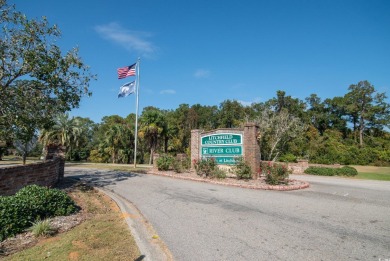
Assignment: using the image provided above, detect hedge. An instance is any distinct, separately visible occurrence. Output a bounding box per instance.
[304,166,357,177]
[0,185,78,241]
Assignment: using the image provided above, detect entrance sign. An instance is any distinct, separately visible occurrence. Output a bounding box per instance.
[214,157,237,164]
[201,133,243,165]
[191,123,260,178]
[201,134,242,145]
[201,146,242,155]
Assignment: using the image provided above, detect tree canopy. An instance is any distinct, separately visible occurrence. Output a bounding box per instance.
[0,0,95,147]
[8,81,382,166]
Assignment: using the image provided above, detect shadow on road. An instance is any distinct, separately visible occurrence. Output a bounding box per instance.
[64,168,143,188]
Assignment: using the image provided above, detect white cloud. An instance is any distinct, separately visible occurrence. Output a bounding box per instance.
[238,97,262,107]
[95,22,156,56]
[194,69,210,78]
[238,100,252,107]
[160,89,176,94]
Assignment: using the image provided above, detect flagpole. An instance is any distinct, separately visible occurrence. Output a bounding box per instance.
[133,58,140,168]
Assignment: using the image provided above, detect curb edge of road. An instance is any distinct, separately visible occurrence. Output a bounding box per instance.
[147,172,310,191]
[95,187,174,261]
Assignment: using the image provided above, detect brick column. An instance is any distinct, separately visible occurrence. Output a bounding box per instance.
[243,123,260,179]
[45,145,66,181]
[190,129,202,170]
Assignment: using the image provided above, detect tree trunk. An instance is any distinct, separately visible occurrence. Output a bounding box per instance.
[112,149,116,164]
[149,148,154,165]
[359,115,364,146]
[22,152,27,165]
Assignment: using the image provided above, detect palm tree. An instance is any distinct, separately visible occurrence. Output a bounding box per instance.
[39,113,83,159]
[103,124,126,163]
[139,108,167,164]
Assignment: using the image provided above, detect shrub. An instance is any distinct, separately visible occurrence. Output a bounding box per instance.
[0,185,78,241]
[172,160,183,173]
[15,185,78,217]
[278,153,297,163]
[173,157,190,173]
[304,166,358,177]
[193,158,217,177]
[304,167,335,176]
[156,154,174,171]
[210,168,227,179]
[335,166,358,176]
[260,162,290,185]
[235,157,252,180]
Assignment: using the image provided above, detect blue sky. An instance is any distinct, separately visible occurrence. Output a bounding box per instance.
[14,0,390,123]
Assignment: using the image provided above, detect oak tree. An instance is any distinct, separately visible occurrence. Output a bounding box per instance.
[0,0,94,156]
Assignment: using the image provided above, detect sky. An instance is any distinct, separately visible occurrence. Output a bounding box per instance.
[13,0,390,123]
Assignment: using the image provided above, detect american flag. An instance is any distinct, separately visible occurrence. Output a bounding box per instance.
[117,63,136,79]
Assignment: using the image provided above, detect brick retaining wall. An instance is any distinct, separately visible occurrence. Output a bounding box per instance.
[0,158,64,196]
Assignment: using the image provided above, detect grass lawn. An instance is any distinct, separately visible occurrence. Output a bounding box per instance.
[0,158,152,174]
[0,156,42,165]
[65,162,152,174]
[351,165,390,181]
[2,183,141,260]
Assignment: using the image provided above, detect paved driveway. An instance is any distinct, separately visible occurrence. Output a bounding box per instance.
[65,167,390,261]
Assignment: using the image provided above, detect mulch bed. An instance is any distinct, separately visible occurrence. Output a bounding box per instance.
[147,169,310,191]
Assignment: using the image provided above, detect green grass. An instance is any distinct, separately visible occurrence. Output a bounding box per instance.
[355,172,390,181]
[0,156,42,165]
[351,165,390,181]
[66,162,152,174]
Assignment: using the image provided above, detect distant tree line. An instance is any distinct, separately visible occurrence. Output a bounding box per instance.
[10,80,386,166]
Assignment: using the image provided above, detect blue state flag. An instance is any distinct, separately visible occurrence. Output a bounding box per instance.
[118,81,136,98]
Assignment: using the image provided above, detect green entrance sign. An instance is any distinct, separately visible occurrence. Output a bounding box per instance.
[201,133,243,165]
[201,146,242,156]
[214,157,238,165]
[201,133,242,145]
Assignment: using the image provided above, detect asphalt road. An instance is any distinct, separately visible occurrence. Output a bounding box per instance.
[65,167,390,261]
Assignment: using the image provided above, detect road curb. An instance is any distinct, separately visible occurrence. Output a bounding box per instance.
[148,172,310,191]
[95,187,174,261]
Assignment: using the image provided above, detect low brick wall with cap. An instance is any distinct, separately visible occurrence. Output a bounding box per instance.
[261,160,342,174]
[0,158,64,196]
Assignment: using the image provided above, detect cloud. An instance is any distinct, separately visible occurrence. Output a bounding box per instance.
[160,89,176,94]
[238,97,262,107]
[95,22,156,56]
[194,69,210,78]
[237,100,253,107]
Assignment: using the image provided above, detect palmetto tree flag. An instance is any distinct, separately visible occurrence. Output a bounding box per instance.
[118,81,136,98]
[117,63,136,79]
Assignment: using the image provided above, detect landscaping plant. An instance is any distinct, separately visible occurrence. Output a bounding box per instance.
[28,218,56,237]
[234,157,252,180]
[173,157,191,173]
[260,161,290,185]
[0,185,78,241]
[193,158,226,178]
[304,166,358,177]
[156,154,174,171]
